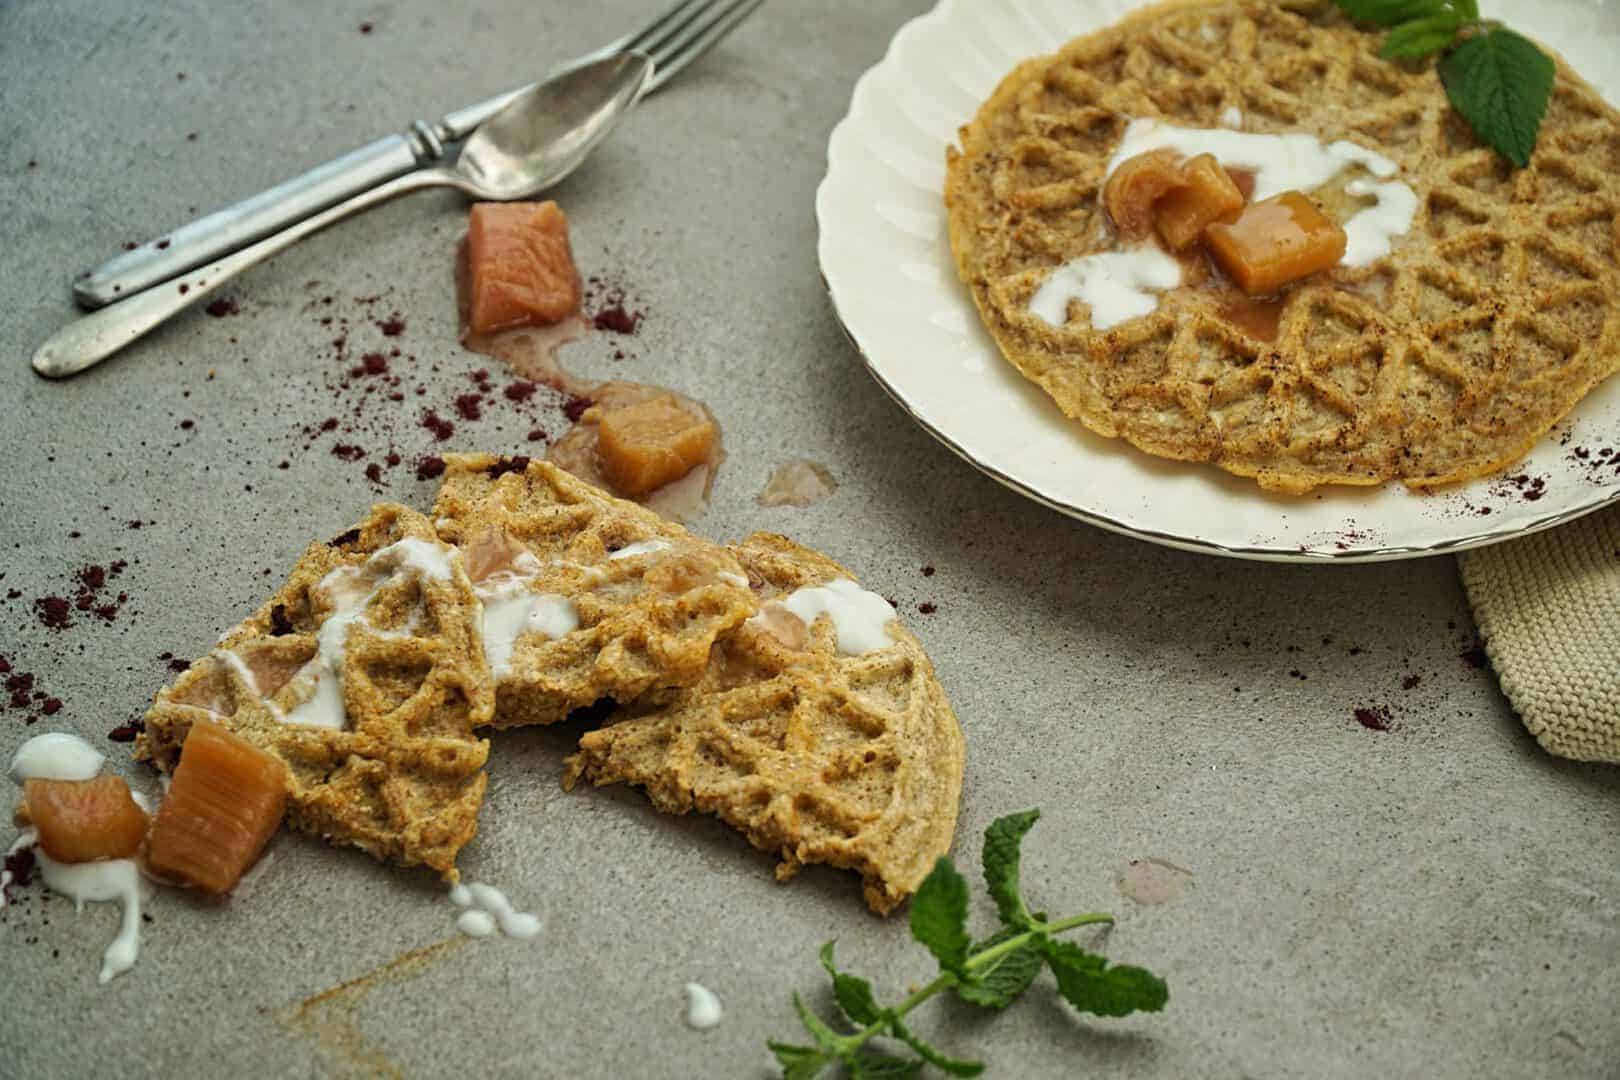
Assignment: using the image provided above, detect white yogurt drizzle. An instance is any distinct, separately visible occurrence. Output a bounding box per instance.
[1033,119,1417,330]
[448,881,541,940]
[683,982,724,1030]
[608,538,673,560]
[9,732,105,783]
[5,735,147,982]
[282,538,458,729]
[1029,247,1183,331]
[749,578,896,656]
[1341,177,1421,268]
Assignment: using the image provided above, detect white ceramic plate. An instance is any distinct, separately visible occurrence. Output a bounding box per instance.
[816,0,1620,562]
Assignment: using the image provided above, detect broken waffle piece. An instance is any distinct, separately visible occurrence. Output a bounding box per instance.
[25,776,148,863]
[145,719,286,893]
[430,453,757,727]
[139,504,494,881]
[565,532,966,915]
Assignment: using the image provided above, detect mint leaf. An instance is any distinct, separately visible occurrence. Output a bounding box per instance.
[1440,27,1555,167]
[956,928,1044,1009]
[1379,11,1462,59]
[820,943,882,1027]
[889,1018,985,1077]
[849,1052,924,1079]
[1332,0,1445,27]
[1453,0,1479,19]
[770,1042,832,1080]
[1041,939,1170,1018]
[793,992,847,1055]
[982,809,1040,930]
[910,857,971,977]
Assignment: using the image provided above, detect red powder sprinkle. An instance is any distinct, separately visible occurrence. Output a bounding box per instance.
[526,428,547,442]
[921,566,936,577]
[320,417,339,432]
[359,20,374,32]
[177,283,190,295]
[385,451,402,467]
[1460,645,1489,670]
[421,410,455,441]
[416,456,447,481]
[377,316,406,336]
[563,395,593,423]
[453,394,483,421]
[1401,674,1422,691]
[156,239,171,250]
[4,845,36,894]
[331,444,366,462]
[106,720,144,743]
[1353,705,1392,732]
[484,456,531,479]
[40,698,62,716]
[918,602,938,615]
[204,297,239,318]
[269,603,295,636]
[34,596,72,630]
[357,352,389,376]
[329,528,361,547]
[365,463,384,484]
[166,658,190,674]
[593,304,642,334]
[77,565,107,591]
[504,381,537,402]
[179,419,195,430]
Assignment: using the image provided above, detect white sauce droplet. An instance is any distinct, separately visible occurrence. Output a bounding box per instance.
[751,578,896,656]
[608,539,673,560]
[1340,177,1419,267]
[449,880,541,940]
[1219,106,1243,130]
[35,845,146,984]
[1030,247,1183,330]
[684,982,724,1030]
[282,538,459,730]
[1105,118,1396,203]
[9,733,106,784]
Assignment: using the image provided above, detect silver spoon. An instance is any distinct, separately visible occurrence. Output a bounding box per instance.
[33,52,653,379]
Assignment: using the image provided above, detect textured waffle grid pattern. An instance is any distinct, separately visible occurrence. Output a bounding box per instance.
[139,505,493,880]
[430,453,757,727]
[945,0,1620,493]
[565,533,965,915]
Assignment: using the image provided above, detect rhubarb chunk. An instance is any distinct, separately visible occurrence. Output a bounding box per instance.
[1154,154,1244,251]
[465,201,583,335]
[596,394,718,497]
[1103,149,1186,241]
[25,776,148,863]
[1204,191,1347,296]
[145,719,287,894]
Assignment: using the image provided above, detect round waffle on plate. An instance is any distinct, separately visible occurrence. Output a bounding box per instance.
[945,0,1620,493]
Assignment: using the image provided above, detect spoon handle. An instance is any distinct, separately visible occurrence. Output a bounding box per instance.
[33,168,458,380]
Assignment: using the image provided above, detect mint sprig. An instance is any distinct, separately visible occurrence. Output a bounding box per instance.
[768,809,1168,1078]
[1333,0,1555,167]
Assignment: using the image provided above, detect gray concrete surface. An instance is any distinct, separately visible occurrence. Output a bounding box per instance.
[2,1,1617,1077]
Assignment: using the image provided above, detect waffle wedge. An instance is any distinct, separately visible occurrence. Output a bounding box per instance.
[565,533,965,915]
[429,453,757,727]
[139,504,492,881]
[945,0,1620,492]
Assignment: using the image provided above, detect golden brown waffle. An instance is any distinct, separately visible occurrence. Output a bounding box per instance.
[564,533,965,915]
[429,453,757,727]
[945,0,1620,492]
[138,504,493,881]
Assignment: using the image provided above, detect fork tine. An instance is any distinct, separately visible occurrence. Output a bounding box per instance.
[641,0,766,92]
[626,0,729,59]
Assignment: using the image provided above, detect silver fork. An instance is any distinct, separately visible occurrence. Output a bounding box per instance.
[73,0,766,309]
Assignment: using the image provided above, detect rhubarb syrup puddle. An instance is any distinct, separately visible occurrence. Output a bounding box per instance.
[1217,294,1285,344]
[546,381,724,522]
[456,239,592,393]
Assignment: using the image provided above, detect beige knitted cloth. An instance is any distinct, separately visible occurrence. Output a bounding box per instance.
[1459,505,1620,764]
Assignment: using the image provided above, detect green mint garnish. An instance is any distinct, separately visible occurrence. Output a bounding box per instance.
[768,809,1168,1077]
[1333,0,1555,167]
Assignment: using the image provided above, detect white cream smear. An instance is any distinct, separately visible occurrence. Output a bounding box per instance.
[683,982,724,1030]
[749,578,896,656]
[448,881,541,940]
[1032,119,1417,329]
[1029,247,1183,331]
[473,554,579,679]
[282,538,458,729]
[9,732,105,783]
[5,734,146,982]
[608,538,672,560]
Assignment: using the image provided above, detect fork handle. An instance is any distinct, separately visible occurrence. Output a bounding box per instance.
[37,168,456,379]
[71,125,450,310]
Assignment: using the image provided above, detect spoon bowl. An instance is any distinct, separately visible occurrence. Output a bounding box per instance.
[33,52,653,379]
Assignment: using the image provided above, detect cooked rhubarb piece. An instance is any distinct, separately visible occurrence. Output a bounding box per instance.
[1103,149,1186,241]
[145,719,287,894]
[595,394,718,497]
[24,776,148,863]
[465,201,582,335]
[1154,154,1244,251]
[1204,191,1347,296]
